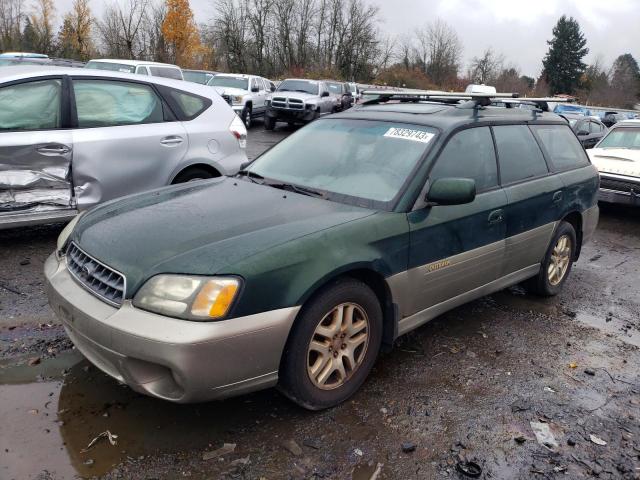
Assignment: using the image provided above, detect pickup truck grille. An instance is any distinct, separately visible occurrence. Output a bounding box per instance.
[271,97,304,110]
[67,243,126,307]
[600,177,640,194]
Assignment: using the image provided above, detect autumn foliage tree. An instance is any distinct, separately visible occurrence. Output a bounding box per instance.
[58,0,93,60]
[161,0,207,68]
[30,0,56,55]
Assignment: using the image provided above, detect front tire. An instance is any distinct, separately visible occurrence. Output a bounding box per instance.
[241,105,252,128]
[525,221,577,296]
[279,278,383,410]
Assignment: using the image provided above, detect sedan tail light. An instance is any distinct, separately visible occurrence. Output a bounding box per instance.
[229,115,247,149]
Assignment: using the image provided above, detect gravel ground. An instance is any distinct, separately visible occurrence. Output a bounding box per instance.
[1,123,639,480]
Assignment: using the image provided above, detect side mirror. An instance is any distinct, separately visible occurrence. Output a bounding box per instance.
[426,178,476,206]
[251,86,259,92]
[321,91,330,97]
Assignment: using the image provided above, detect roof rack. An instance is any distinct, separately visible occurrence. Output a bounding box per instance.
[360,89,566,110]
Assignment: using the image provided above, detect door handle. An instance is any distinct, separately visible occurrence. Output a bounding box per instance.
[553,191,563,203]
[488,209,504,225]
[160,136,184,146]
[37,144,71,155]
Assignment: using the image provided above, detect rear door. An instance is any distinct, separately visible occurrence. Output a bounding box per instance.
[0,76,74,213]
[494,124,563,276]
[405,126,507,318]
[70,77,188,208]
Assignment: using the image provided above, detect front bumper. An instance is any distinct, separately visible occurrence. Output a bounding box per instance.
[45,253,299,403]
[266,106,316,123]
[598,174,640,206]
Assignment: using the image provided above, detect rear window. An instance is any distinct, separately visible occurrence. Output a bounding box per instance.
[493,125,549,184]
[531,125,590,171]
[148,66,183,80]
[164,88,211,120]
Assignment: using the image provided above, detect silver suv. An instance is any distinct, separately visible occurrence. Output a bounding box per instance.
[0,66,247,229]
[265,78,335,129]
[207,74,275,128]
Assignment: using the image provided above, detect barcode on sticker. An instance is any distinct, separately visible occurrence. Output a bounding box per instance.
[384,128,434,143]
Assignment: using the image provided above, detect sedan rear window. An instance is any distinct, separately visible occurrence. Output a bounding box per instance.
[247,119,437,207]
[148,66,183,80]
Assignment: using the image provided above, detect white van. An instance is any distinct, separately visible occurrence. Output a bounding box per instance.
[85,59,183,80]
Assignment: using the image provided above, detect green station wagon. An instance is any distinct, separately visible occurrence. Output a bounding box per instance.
[45,92,599,410]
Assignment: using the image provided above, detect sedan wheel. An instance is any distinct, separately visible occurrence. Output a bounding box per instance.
[307,302,369,390]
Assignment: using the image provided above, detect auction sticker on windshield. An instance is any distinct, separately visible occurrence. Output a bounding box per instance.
[384,127,435,143]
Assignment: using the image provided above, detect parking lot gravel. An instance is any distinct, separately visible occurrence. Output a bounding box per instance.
[1,123,639,480]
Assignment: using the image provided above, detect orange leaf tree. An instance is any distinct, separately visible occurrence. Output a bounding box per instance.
[161,0,209,68]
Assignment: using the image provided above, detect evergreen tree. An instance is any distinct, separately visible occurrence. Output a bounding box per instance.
[542,15,588,95]
[22,18,37,52]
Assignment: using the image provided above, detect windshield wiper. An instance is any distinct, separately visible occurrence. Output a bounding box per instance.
[236,170,265,184]
[266,181,327,198]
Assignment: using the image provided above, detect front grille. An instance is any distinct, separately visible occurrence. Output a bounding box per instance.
[271,97,304,110]
[600,177,640,194]
[67,243,126,307]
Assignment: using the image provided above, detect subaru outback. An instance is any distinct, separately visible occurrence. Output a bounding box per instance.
[45,91,599,410]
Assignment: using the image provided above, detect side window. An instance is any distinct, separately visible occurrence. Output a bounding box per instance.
[530,124,590,171]
[493,125,549,184]
[429,127,498,192]
[73,79,164,128]
[0,79,61,131]
[590,121,602,133]
[250,78,258,91]
[165,88,211,120]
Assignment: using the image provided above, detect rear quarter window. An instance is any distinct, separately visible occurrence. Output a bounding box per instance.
[493,125,549,184]
[531,124,590,171]
[161,87,212,120]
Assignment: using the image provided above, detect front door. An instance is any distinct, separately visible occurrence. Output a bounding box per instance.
[70,77,188,209]
[402,126,507,324]
[0,77,74,213]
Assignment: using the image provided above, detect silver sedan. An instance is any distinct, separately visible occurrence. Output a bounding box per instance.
[0,66,248,229]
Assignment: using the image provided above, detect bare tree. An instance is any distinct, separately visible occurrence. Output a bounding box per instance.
[0,0,24,50]
[414,19,462,87]
[469,47,504,84]
[29,0,55,54]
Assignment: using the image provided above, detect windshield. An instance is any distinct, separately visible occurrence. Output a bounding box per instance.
[208,76,248,90]
[85,61,136,73]
[277,80,319,95]
[245,119,437,208]
[597,127,640,149]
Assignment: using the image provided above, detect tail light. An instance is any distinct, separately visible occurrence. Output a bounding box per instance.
[229,115,247,149]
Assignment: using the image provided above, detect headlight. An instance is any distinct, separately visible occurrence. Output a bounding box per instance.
[231,95,244,105]
[57,212,85,253]
[133,275,241,321]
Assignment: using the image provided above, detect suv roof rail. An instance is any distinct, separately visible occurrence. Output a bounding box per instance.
[360,90,567,110]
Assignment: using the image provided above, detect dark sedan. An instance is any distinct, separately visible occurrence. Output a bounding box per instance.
[562,115,608,149]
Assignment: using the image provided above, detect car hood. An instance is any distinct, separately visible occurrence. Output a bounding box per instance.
[212,86,247,97]
[588,148,640,177]
[272,91,319,102]
[72,178,375,295]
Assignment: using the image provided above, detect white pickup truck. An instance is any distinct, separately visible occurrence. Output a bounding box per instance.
[207,74,275,127]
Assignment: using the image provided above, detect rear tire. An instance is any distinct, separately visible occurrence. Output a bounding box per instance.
[264,116,275,131]
[524,221,577,296]
[172,167,215,184]
[279,278,382,410]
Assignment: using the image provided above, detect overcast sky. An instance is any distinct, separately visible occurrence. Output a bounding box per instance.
[56,0,639,77]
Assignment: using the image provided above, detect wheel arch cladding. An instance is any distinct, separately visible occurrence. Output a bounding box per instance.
[295,266,398,350]
[561,210,582,260]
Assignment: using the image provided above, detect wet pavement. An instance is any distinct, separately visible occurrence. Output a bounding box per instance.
[1,124,640,479]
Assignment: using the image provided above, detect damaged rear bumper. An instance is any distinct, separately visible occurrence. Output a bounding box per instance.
[44,253,300,403]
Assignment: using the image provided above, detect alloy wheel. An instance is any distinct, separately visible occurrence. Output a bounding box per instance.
[306,302,369,390]
[548,234,572,286]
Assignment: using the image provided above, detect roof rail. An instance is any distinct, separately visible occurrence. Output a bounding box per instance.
[360,90,571,110]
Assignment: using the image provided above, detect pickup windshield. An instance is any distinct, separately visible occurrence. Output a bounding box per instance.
[277,80,319,95]
[245,119,437,209]
[597,127,640,149]
[208,76,249,90]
